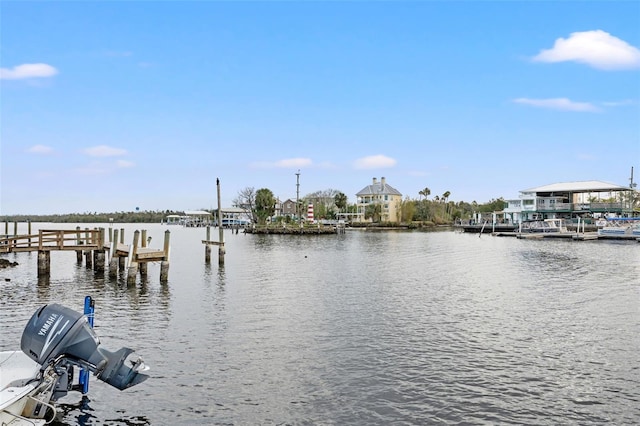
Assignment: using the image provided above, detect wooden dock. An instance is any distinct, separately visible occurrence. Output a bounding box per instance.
[244,225,340,235]
[1,228,106,253]
[492,231,639,242]
[1,226,171,282]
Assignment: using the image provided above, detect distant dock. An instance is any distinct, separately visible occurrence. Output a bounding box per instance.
[491,231,639,242]
[244,224,343,235]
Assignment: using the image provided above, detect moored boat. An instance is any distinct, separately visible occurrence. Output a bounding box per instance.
[0,298,148,425]
[597,217,640,236]
[518,218,568,233]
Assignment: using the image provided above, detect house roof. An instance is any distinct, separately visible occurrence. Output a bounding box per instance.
[521,180,630,194]
[356,181,402,197]
[184,210,212,216]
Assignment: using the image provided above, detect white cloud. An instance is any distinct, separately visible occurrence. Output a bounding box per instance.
[83,145,127,157]
[532,30,640,70]
[274,158,313,168]
[513,97,601,112]
[74,164,110,176]
[601,99,636,107]
[0,63,58,80]
[27,144,54,154]
[577,153,596,161]
[251,157,313,169]
[353,154,397,170]
[116,160,135,168]
[316,161,337,169]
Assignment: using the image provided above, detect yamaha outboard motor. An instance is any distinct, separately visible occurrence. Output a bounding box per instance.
[20,303,149,391]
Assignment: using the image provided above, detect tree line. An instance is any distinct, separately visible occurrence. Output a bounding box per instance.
[0,187,508,226]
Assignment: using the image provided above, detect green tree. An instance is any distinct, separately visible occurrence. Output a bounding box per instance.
[364,203,382,223]
[334,192,348,212]
[255,188,276,225]
[400,197,416,223]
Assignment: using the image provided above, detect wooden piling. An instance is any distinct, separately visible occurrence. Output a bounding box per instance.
[37,250,50,277]
[76,226,83,263]
[139,230,148,276]
[217,178,225,266]
[127,230,140,285]
[85,250,93,268]
[160,261,169,283]
[109,228,119,278]
[27,220,32,247]
[13,221,17,237]
[83,228,92,267]
[160,230,170,283]
[94,228,105,273]
[118,228,126,271]
[205,226,211,263]
[95,250,105,272]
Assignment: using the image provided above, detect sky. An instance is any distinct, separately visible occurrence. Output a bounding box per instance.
[1,1,639,215]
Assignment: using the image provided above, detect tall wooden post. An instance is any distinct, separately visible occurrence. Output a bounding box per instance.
[109,228,119,278]
[76,226,83,263]
[140,230,148,276]
[84,228,92,268]
[118,228,126,271]
[160,230,170,283]
[217,178,225,266]
[3,221,7,236]
[127,230,140,285]
[13,221,18,236]
[205,226,211,263]
[27,220,32,247]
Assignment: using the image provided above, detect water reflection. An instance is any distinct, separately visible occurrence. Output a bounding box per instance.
[2,225,639,424]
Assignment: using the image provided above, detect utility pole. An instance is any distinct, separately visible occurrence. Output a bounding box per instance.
[295,170,300,222]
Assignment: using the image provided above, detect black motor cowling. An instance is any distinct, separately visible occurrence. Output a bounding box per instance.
[21,303,148,390]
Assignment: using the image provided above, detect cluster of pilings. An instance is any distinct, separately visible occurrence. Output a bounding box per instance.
[0,221,170,285]
[102,227,171,284]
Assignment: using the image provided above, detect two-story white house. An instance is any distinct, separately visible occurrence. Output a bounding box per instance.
[355,177,403,223]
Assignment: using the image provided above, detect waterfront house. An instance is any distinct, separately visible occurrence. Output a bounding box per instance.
[355,177,403,223]
[281,199,297,219]
[503,180,634,224]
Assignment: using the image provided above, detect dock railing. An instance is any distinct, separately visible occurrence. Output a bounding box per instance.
[0,229,103,253]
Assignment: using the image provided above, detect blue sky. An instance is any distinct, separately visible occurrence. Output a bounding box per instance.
[1,1,639,215]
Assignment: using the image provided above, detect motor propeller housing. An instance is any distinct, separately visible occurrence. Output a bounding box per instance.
[21,303,148,390]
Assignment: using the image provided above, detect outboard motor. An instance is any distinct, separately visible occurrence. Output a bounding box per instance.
[20,303,148,391]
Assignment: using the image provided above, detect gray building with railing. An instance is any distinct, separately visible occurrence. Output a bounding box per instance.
[503,180,637,224]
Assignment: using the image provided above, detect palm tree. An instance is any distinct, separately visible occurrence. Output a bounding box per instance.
[364,203,382,223]
[442,191,451,203]
[419,187,431,200]
[334,192,348,212]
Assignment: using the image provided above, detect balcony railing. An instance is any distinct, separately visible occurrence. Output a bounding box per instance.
[527,202,626,212]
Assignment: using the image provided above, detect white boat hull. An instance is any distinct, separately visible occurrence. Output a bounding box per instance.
[0,351,48,425]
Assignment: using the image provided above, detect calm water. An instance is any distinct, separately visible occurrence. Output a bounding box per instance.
[1,223,639,425]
